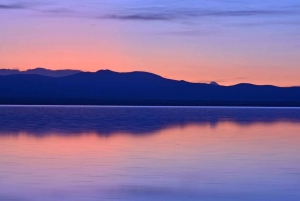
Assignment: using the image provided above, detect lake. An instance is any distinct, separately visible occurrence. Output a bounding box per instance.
[0,106,299,201]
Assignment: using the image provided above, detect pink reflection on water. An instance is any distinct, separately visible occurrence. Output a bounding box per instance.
[0,121,300,201]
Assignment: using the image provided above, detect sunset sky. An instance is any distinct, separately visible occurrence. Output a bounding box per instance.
[1,0,300,86]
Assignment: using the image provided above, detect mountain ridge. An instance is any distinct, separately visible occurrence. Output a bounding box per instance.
[1,68,297,87]
[0,68,299,106]
[0,68,81,77]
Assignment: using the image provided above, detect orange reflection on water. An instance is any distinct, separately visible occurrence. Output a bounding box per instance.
[0,120,300,200]
[0,121,299,166]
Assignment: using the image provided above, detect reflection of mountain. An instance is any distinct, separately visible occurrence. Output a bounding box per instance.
[0,69,300,106]
[0,107,299,137]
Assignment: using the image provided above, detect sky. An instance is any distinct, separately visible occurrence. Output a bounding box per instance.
[0,0,300,86]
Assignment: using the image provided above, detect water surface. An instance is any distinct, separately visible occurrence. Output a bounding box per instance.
[0,106,299,201]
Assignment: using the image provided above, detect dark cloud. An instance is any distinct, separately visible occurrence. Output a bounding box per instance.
[0,3,29,9]
[0,2,77,17]
[100,9,300,21]
[103,13,172,21]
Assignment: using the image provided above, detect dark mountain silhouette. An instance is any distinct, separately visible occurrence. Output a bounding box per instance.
[0,69,20,75]
[0,67,81,77]
[210,81,219,86]
[0,69,299,106]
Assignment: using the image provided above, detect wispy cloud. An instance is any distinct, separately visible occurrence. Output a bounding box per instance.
[0,1,77,18]
[2,1,300,29]
[100,8,300,21]
[40,8,75,15]
[102,14,172,21]
[232,20,300,27]
[0,3,29,9]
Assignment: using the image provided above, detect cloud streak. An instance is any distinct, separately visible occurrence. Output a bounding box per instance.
[0,2,77,18]
[100,9,300,21]
[40,8,76,15]
[103,14,172,21]
[1,1,299,29]
[0,3,29,10]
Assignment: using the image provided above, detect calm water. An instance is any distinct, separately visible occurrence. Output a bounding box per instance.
[0,106,300,201]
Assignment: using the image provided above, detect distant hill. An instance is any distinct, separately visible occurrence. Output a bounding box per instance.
[0,68,81,77]
[0,69,299,106]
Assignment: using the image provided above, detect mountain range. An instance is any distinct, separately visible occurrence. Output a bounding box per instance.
[0,68,80,77]
[0,68,299,106]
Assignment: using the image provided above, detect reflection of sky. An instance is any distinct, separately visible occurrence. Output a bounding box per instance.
[1,0,300,85]
[0,121,300,201]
